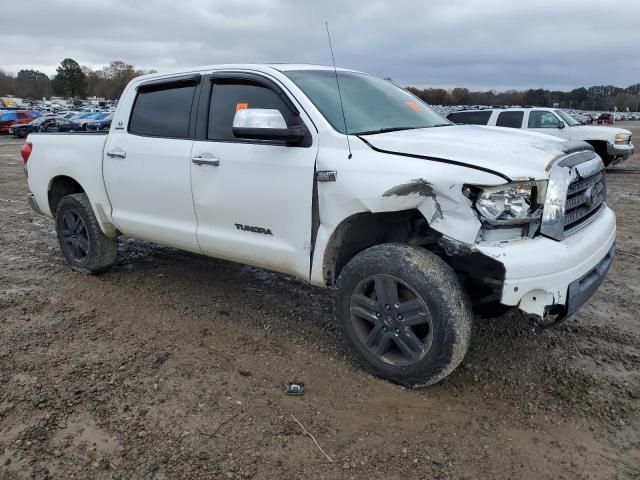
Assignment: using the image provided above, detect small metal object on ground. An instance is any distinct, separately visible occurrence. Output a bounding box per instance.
[286,381,304,395]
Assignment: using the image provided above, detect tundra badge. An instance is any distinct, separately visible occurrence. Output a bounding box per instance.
[235,224,273,235]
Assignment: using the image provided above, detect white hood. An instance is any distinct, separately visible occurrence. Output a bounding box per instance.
[360,125,592,181]
[569,124,632,141]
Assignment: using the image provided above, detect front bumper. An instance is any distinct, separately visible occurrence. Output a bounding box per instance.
[607,141,634,161]
[476,206,616,318]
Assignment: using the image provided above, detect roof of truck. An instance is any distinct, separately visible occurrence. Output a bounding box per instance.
[132,63,362,84]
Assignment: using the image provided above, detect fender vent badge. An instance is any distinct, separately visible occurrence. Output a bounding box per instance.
[316,170,337,182]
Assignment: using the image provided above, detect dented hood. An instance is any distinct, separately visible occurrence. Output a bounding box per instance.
[359,125,591,181]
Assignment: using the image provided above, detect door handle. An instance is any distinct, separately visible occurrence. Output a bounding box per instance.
[106,149,126,159]
[192,156,220,166]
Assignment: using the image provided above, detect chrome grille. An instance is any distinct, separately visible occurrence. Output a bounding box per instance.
[563,167,606,233]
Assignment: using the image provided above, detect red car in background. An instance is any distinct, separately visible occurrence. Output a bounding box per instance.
[0,110,42,133]
[597,113,614,125]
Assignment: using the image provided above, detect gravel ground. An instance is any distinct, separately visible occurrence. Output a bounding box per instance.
[0,130,639,479]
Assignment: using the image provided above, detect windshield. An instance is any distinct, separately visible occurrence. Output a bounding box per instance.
[284,70,450,135]
[555,110,580,127]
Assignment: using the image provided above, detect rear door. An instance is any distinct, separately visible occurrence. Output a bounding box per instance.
[495,111,524,129]
[103,75,202,252]
[190,72,318,279]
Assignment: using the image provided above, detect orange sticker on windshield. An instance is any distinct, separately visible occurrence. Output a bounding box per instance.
[406,102,421,112]
[235,102,249,111]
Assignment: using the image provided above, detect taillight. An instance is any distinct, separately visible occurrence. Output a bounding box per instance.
[21,142,32,163]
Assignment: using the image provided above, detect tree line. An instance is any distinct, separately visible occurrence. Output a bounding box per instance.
[406,84,640,111]
[1,58,639,111]
[0,58,156,100]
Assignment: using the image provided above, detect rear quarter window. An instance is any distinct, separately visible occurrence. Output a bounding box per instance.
[447,111,492,125]
[496,111,524,128]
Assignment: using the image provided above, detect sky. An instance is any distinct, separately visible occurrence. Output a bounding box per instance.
[2,0,639,91]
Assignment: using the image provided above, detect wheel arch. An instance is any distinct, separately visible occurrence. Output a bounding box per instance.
[318,208,506,313]
[320,209,440,286]
[48,175,85,215]
[584,140,610,164]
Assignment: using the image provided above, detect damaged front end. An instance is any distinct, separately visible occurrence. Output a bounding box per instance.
[463,180,547,242]
[422,151,614,323]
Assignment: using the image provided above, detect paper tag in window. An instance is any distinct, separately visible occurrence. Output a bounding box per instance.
[236,103,249,111]
[406,102,421,112]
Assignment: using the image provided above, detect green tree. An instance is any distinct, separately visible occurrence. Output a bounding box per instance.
[0,69,15,96]
[523,89,550,107]
[52,58,87,98]
[566,87,588,107]
[15,69,51,98]
[626,84,640,96]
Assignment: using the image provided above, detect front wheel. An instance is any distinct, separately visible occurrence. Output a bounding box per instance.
[336,244,473,387]
[55,193,117,274]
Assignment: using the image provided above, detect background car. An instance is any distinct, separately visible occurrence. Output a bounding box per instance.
[70,112,110,130]
[57,111,80,120]
[0,110,42,133]
[8,116,53,138]
[597,113,614,124]
[39,118,81,133]
[86,114,113,131]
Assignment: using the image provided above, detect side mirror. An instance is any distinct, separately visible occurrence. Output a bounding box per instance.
[232,108,305,144]
[557,121,565,129]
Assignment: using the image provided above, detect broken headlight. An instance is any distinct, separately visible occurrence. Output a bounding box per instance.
[468,181,547,226]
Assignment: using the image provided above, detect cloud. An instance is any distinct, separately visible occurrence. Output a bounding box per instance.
[2,0,639,90]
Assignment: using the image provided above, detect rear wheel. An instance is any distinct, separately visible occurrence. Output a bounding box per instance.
[336,244,473,387]
[55,193,117,274]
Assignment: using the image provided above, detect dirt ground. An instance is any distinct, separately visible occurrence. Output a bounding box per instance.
[0,126,639,480]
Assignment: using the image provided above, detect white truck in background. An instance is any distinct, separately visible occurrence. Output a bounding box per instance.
[447,107,634,166]
[22,64,616,386]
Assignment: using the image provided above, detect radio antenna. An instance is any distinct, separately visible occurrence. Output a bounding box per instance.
[325,21,352,159]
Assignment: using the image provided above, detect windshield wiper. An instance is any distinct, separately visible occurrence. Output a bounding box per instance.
[355,126,423,136]
[430,124,452,127]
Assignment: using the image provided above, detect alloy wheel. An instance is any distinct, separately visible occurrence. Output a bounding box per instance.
[61,210,90,262]
[349,274,433,366]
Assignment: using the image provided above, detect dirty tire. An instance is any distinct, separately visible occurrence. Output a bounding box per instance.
[336,243,473,387]
[55,193,117,274]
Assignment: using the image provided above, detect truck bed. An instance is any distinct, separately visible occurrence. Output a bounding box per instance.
[25,131,113,234]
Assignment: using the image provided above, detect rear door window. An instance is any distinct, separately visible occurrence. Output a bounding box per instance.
[447,111,492,125]
[129,84,196,138]
[496,111,524,128]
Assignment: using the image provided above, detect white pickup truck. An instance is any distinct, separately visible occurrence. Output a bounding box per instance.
[23,64,616,387]
[447,107,634,166]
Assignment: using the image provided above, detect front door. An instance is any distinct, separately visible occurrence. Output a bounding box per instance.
[190,74,318,279]
[103,77,201,252]
[527,110,571,140]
